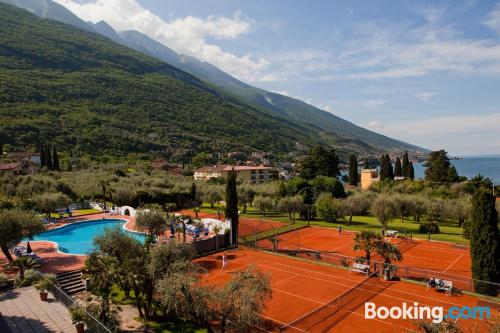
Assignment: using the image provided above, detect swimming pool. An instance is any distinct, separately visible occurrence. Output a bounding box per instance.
[27,219,146,255]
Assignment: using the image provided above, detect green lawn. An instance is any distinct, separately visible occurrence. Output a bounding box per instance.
[193,204,470,245]
[72,208,102,216]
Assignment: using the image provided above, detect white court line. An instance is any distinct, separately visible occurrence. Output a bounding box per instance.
[444,254,464,273]
[257,260,488,311]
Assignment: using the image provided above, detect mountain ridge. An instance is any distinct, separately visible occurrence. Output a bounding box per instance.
[0,0,428,157]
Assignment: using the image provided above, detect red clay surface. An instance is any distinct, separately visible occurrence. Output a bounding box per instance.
[198,248,498,333]
[257,226,472,279]
[177,209,287,237]
[196,248,365,330]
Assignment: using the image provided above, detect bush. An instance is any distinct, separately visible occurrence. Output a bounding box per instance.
[419,223,440,234]
[15,269,41,287]
[34,274,56,292]
[69,305,87,325]
[0,273,9,285]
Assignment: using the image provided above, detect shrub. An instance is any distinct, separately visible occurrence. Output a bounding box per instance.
[34,274,56,292]
[69,305,87,325]
[15,269,41,287]
[419,223,440,234]
[0,273,9,285]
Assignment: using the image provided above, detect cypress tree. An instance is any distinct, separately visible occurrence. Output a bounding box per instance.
[385,154,394,180]
[470,189,500,295]
[402,150,410,178]
[191,182,196,202]
[46,146,52,170]
[394,157,402,177]
[364,158,370,169]
[52,146,60,171]
[348,154,359,186]
[225,169,239,244]
[40,145,46,168]
[409,162,415,180]
[379,155,387,181]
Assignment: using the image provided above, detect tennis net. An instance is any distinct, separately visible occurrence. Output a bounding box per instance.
[280,272,387,333]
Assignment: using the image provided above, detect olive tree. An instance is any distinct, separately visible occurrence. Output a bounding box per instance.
[210,265,272,333]
[252,196,274,216]
[370,195,397,235]
[34,192,71,219]
[277,196,304,222]
[203,186,223,209]
[342,192,371,225]
[0,209,44,261]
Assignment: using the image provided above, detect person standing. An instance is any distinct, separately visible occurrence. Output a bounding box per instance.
[338,224,342,236]
[221,253,228,272]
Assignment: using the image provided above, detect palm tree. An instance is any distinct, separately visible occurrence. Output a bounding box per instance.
[98,180,110,212]
[8,256,40,280]
[353,231,381,270]
[212,224,223,250]
[375,240,403,280]
[83,253,117,296]
[82,254,120,323]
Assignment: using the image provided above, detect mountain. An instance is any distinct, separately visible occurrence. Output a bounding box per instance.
[1,0,94,32]
[110,28,425,155]
[0,0,427,157]
[0,3,330,159]
[91,21,123,44]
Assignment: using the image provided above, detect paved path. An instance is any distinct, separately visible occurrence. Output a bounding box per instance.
[0,287,73,332]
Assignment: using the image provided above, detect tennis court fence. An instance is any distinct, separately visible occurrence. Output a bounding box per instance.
[252,240,500,299]
[239,220,308,246]
[279,272,388,333]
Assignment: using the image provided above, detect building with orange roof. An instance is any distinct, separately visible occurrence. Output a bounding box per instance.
[194,165,278,184]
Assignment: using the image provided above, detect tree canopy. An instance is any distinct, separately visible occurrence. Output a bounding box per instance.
[424,150,459,183]
[298,146,340,180]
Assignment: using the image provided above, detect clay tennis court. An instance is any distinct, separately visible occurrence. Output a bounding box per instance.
[256,226,472,279]
[197,248,495,332]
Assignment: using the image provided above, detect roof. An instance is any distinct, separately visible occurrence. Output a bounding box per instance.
[195,165,274,173]
[0,162,23,170]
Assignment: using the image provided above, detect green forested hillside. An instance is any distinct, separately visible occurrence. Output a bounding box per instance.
[0,3,325,159]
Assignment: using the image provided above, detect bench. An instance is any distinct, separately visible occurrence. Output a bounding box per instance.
[427,278,453,295]
[386,230,398,237]
[350,262,370,275]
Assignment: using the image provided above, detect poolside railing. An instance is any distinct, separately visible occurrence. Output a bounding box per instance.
[35,271,112,333]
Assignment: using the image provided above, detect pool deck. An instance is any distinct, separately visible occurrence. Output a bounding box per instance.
[1,212,217,275]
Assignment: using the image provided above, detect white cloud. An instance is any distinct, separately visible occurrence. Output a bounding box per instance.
[259,10,500,83]
[414,91,439,103]
[367,120,384,130]
[484,3,500,35]
[365,113,500,154]
[271,90,289,96]
[53,0,268,81]
[318,103,334,112]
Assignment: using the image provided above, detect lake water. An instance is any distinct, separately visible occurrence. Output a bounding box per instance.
[413,155,500,185]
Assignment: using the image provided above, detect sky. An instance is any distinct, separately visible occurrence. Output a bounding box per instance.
[54,0,500,156]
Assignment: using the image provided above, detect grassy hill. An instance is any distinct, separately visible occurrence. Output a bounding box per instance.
[0,3,329,159]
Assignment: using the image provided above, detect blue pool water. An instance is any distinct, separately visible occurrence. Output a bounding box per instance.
[27,219,146,255]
